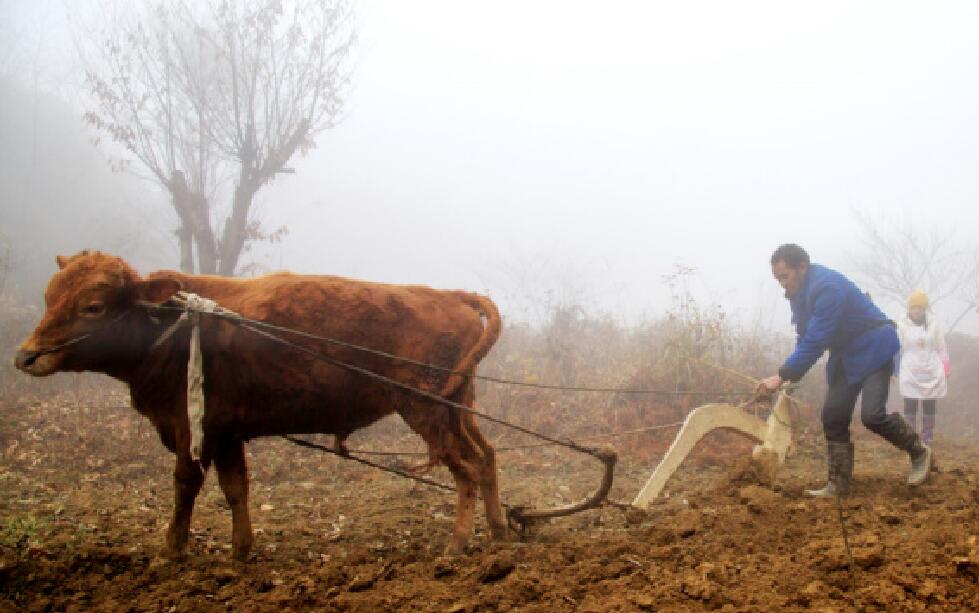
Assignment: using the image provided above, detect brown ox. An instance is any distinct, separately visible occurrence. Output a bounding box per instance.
[15,250,505,560]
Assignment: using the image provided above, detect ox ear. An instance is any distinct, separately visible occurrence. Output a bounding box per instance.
[136,278,182,304]
[56,255,70,269]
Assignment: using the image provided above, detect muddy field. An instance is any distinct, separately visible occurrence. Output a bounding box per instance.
[1,389,977,612]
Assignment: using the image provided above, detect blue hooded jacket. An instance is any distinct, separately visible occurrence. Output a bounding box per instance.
[778,264,899,385]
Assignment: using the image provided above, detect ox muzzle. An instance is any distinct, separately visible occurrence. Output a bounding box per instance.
[14,349,42,371]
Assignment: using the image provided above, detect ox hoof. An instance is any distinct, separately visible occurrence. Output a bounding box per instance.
[149,555,178,571]
[159,547,187,563]
[164,530,190,561]
[231,545,253,563]
[443,538,468,557]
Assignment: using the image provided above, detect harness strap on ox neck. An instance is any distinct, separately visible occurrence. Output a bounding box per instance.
[184,293,220,462]
[150,291,234,462]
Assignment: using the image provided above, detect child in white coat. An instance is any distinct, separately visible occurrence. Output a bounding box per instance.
[896,290,949,443]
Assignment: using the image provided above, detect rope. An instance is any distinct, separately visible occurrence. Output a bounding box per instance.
[140,299,748,461]
[280,435,456,493]
[358,421,688,457]
[238,321,600,455]
[492,421,685,451]
[26,311,131,358]
[693,356,811,415]
[689,356,762,387]
[144,303,747,399]
[96,403,682,456]
[279,435,533,516]
[241,312,623,529]
[835,492,858,599]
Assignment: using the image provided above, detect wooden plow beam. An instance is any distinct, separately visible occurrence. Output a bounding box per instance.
[633,388,794,507]
[506,447,618,534]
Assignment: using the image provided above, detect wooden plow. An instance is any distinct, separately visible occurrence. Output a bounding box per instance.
[633,388,795,507]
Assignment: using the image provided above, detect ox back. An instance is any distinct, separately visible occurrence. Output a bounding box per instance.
[140,270,492,446]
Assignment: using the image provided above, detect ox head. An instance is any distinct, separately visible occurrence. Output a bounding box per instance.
[15,250,182,377]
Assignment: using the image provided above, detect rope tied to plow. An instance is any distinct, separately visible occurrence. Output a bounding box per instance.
[143,302,749,399]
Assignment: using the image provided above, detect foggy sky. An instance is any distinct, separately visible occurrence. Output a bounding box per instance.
[3,0,979,330]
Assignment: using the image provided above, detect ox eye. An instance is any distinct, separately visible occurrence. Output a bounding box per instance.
[81,302,106,317]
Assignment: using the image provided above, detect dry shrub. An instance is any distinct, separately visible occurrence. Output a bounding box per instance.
[941,332,979,440]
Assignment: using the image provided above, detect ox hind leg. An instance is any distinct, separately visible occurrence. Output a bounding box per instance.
[444,458,480,555]
[165,445,204,559]
[398,399,485,555]
[455,382,506,541]
[214,439,254,561]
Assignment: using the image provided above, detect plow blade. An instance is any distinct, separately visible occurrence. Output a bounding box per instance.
[632,390,793,508]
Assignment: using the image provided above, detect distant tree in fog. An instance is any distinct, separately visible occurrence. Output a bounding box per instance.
[77,0,354,275]
[0,239,12,296]
[0,66,170,303]
[849,211,979,332]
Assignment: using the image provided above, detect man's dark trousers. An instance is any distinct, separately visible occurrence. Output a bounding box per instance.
[822,359,915,448]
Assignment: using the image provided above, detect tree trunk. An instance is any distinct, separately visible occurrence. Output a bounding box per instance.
[175,223,194,273]
[169,175,196,273]
[170,170,218,275]
[217,180,257,276]
[215,120,311,276]
[193,212,218,275]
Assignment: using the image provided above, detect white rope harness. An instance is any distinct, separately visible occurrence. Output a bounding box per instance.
[151,291,239,462]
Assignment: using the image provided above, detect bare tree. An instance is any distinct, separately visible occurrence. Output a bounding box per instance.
[849,210,979,331]
[955,254,979,331]
[78,0,354,274]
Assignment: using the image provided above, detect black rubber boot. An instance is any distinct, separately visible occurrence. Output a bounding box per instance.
[907,441,931,486]
[877,416,932,486]
[805,441,853,498]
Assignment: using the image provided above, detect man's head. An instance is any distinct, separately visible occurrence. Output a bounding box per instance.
[770,244,810,298]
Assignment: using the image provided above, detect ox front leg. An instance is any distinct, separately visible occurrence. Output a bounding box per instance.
[165,450,204,559]
[215,440,254,562]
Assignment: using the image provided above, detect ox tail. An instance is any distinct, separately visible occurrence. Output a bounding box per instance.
[438,292,502,400]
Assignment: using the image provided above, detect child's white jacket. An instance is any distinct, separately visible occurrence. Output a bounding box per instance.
[896,315,948,399]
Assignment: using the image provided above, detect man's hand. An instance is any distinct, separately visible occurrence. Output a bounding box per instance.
[757,374,783,396]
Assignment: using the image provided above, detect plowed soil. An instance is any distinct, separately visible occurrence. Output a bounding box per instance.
[1,390,977,612]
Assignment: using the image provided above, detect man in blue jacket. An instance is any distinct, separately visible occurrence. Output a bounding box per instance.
[759,244,931,497]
